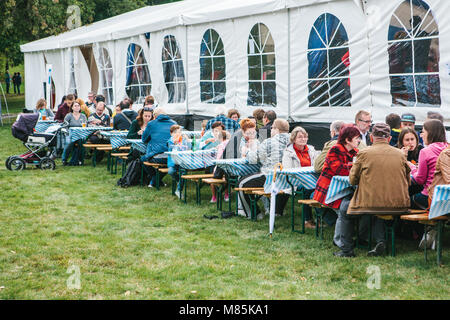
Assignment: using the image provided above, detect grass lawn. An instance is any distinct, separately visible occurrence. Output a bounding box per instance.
[0,99,449,300]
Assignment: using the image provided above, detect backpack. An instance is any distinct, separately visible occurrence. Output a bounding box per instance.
[117,158,143,188]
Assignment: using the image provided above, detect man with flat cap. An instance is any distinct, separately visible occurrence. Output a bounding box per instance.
[343,123,410,257]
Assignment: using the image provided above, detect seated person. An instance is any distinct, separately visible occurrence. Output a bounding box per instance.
[35,98,54,119]
[237,119,290,219]
[227,108,240,123]
[168,124,191,199]
[253,108,265,131]
[113,100,138,130]
[205,106,239,133]
[409,119,448,210]
[128,107,153,139]
[344,123,410,257]
[313,125,360,255]
[208,130,231,203]
[314,120,345,173]
[55,94,75,122]
[199,121,225,150]
[87,102,111,162]
[142,107,177,187]
[76,98,90,117]
[385,113,402,146]
[62,102,87,166]
[281,126,319,228]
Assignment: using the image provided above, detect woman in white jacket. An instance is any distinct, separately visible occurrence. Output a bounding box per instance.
[281,126,319,228]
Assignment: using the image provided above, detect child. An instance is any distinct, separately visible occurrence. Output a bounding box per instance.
[167,124,190,198]
[199,121,224,150]
[210,130,230,203]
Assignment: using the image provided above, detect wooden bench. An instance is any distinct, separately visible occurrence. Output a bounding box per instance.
[82,144,112,167]
[296,199,329,238]
[401,212,448,265]
[109,153,130,174]
[203,178,227,211]
[141,162,168,189]
[178,174,215,204]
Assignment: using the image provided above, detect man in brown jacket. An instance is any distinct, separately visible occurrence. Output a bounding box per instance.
[346,123,410,256]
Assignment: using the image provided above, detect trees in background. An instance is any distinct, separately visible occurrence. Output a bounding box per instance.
[0,0,181,68]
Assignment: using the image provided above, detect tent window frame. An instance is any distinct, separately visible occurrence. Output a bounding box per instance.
[98,47,114,105]
[199,29,226,104]
[307,13,351,107]
[162,35,186,104]
[247,23,276,107]
[125,43,152,104]
[387,0,441,107]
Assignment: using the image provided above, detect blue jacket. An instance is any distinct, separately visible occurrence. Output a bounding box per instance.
[141,114,177,161]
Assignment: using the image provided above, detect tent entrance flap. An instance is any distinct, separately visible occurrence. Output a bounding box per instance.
[80,45,99,94]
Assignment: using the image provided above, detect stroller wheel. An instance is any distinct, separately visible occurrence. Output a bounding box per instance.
[39,157,56,170]
[5,156,12,169]
[8,157,26,171]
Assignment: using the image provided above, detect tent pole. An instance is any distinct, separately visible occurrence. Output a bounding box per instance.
[185,26,190,116]
[287,8,292,122]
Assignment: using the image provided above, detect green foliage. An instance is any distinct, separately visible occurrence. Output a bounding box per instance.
[0,0,182,68]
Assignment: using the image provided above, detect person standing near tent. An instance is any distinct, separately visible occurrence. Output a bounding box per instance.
[4,71,11,94]
[16,72,22,95]
[12,73,17,94]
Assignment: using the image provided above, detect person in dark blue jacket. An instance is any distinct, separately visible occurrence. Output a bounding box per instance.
[141,107,177,187]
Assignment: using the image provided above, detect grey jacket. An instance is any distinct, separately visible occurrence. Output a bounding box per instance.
[248,133,290,174]
[282,143,318,169]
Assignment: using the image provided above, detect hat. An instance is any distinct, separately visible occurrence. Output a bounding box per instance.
[372,123,391,138]
[401,113,416,123]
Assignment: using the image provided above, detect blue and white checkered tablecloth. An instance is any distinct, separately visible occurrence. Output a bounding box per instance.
[100,131,129,149]
[69,126,113,143]
[214,158,261,177]
[264,167,319,193]
[126,139,147,154]
[324,176,353,204]
[166,149,216,170]
[35,120,59,133]
[429,184,450,219]
[182,130,202,139]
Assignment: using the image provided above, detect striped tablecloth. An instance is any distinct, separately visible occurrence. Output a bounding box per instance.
[182,130,202,139]
[126,139,147,154]
[264,167,319,193]
[214,158,261,177]
[166,149,216,170]
[35,120,59,132]
[69,126,113,143]
[429,184,450,219]
[100,130,129,149]
[324,176,353,204]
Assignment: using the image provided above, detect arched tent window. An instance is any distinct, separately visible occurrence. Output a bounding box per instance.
[200,29,226,104]
[162,35,186,103]
[68,51,77,96]
[307,13,351,107]
[125,43,151,104]
[388,0,440,107]
[98,48,114,105]
[247,23,276,106]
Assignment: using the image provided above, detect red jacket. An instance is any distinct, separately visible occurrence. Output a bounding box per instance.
[313,143,358,209]
[55,103,70,122]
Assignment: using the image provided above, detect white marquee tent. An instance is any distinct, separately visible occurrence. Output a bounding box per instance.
[21,0,450,127]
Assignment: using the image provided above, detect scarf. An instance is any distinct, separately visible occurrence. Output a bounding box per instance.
[293,144,311,167]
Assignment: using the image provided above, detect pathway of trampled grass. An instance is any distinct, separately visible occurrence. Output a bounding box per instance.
[0,125,448,300]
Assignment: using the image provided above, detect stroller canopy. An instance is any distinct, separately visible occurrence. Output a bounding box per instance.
[12,113,39,142]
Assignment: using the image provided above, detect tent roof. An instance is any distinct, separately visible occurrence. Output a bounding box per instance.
[21,0,363,53]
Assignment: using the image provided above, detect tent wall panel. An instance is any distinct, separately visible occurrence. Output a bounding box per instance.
[24,52,46,109]
[290,0,371,124]
[43,50,66,110]
[365,0,450,123]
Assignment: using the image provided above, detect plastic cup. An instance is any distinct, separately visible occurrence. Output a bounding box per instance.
[82,123,86,128]
[42,115,47,121]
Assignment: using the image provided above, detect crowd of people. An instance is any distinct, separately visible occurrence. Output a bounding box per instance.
[35,92,450,258]
[4,71,22,95]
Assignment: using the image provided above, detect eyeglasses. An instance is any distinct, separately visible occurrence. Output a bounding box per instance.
[143,107,153,112]
[358,119,372,124]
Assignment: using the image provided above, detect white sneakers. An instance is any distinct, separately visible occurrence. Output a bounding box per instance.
[175,189,182,199]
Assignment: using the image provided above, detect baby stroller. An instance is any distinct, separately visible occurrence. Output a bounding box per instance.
[6,113,67,171]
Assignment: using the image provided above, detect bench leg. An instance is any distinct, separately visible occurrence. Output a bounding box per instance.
[107,153,111,172]
[122,159,127,177]
[368,215,373,251]
[114,156,118,174]
[437,221,443,266]
[155,170,160,190]
[92,149,97,167]
[424,225,428,262]
[140,165,144,186]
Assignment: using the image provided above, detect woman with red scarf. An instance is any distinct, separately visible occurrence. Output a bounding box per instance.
[282,126,318,228]
[313,125,361,257]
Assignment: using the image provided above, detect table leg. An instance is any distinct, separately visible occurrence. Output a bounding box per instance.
[437,221,443,266]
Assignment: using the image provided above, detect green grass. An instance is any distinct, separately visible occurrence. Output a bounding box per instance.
[1,64,25,115]
[0,98,449,299]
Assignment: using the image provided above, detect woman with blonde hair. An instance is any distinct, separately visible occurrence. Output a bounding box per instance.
[35,98,54,119]
[281,126,319,228]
